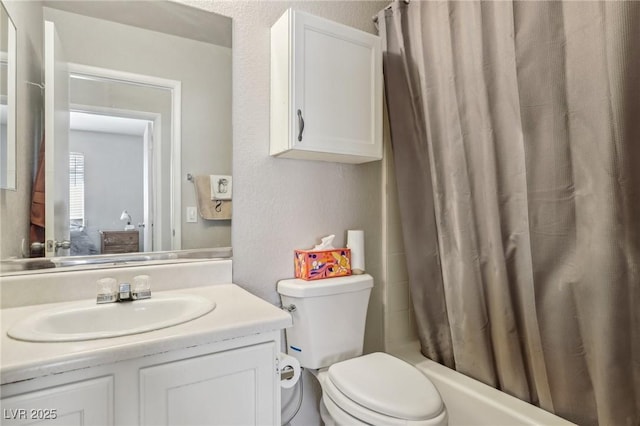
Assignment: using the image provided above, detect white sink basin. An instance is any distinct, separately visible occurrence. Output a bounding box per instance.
[7,294,216,342]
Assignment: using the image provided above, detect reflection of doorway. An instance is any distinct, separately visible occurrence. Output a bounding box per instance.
[68,111,156,255]
[67,63,181,251]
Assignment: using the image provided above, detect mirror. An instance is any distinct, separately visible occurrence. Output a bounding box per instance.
[0,0,232,271]
[0,1,16,190]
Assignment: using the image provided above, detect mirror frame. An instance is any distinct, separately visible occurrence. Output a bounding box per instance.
[0,1,233,273]
[68,63,184,251]
[0,1,16,190]
[0,247,232,275]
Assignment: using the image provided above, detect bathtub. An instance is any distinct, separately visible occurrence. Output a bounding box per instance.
[391,344,576,426]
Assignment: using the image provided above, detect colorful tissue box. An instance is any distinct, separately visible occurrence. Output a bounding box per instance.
[294,249,351,281]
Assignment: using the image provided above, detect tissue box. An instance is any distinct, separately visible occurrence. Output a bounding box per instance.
[294,248,351,281]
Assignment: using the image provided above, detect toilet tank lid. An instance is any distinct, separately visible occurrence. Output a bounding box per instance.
[277,274,373,298]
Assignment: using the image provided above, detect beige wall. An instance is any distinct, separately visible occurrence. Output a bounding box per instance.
[0,1,43,259]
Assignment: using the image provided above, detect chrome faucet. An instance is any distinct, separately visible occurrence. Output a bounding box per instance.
[118,283,132,301]
[96,276,151,304]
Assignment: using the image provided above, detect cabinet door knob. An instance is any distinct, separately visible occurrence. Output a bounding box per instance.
[297,109,305,141]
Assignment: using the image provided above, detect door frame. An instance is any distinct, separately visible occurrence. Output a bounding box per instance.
[69,105,160,252]
[44,20,70,257]
[68,63,183,250]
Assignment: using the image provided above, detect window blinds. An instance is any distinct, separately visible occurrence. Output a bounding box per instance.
[69,152,85,224]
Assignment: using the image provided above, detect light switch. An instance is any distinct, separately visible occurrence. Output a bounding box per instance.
[186,206,198,223]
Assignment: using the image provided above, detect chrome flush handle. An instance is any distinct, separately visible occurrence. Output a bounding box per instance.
[282,304,297,313]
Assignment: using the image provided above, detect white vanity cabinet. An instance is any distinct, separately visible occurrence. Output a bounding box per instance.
[0,377,114,425]
[1,335,280,426]
[140,342,277,425]
[270,9,382,164]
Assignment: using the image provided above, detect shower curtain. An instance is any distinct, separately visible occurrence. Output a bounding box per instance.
[378,2,639,425]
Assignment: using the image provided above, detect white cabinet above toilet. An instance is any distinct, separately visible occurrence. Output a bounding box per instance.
[270,9,383,164]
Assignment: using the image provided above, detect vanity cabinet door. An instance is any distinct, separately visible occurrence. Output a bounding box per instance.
[270,9,382,164]
[0,376,114,426]
[139,342,277,426]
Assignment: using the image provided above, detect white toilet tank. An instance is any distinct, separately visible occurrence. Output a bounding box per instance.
[277,274,373,369]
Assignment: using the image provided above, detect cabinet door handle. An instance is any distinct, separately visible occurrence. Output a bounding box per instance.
[297,109,305,142]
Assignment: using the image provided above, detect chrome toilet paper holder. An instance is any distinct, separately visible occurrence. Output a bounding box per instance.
[280,366,296,381]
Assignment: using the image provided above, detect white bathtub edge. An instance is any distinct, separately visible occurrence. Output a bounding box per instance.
[389,343,576,426]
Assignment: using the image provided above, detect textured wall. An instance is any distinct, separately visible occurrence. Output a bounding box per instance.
[179,3,387,424]
[0,1,43,259]
[185,0,387,327]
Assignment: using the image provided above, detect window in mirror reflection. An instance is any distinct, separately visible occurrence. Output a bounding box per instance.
[69,152,85,226]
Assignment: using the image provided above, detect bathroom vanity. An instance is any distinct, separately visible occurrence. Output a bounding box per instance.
[0,262,291,426]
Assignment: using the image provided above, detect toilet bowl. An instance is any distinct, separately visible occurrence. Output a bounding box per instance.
[277,275,447,426]
[316,352,447,425]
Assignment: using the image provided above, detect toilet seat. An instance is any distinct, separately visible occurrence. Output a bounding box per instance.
[319,353,446,426]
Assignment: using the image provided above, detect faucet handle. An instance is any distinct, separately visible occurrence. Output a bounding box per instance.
[132,275,151,300]
[97,277,118,304]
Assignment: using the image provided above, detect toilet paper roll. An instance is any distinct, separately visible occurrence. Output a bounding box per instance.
[347,230,365,274]
[278,352,301,389]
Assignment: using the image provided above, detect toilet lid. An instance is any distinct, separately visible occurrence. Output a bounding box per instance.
[327,352,444,421]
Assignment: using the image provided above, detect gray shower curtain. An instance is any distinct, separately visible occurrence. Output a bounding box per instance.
[378,2,639,425]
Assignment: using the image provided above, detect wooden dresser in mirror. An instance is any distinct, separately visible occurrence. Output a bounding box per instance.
[99,230,139,254]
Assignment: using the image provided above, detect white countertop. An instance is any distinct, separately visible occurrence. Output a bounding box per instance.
[1,284,292,385]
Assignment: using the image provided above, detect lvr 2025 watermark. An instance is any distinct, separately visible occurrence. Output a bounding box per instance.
[3,408,58,420]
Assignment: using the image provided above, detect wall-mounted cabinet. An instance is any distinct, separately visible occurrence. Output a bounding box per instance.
[270,9,382,164]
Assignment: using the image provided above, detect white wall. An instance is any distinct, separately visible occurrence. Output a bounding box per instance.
[0,1,43,259]
[69,129,144,252]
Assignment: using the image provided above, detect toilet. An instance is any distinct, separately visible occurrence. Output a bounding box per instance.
[277,274,447,426]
